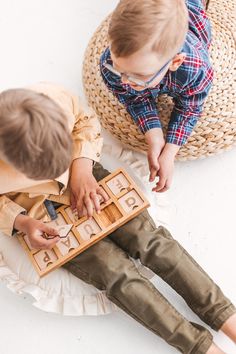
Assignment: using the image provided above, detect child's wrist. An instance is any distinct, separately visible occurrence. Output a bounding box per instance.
[145,128,165,147]
[161,143,180,160]
[14,214,31,232]
[71,158,93,174]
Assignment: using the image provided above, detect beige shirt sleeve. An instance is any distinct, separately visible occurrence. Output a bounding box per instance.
[71,96,103,163]
[0,195,26,236]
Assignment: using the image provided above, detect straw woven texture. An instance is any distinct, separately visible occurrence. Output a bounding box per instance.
[83,0,236,160]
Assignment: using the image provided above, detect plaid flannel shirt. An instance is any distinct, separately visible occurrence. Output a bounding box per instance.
[100,0,214,146]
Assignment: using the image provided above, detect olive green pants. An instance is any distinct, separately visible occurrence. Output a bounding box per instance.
[63,163,236,354]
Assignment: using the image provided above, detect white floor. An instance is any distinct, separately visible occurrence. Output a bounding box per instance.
[0,1,236,353]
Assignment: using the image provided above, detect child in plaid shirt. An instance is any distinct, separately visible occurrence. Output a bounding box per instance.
[100,0,213,192]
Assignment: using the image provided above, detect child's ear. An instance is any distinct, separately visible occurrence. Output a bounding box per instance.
[169,53,186,71]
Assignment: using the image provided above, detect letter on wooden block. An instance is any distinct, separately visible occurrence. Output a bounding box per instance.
[34,249,58,270]
[65,207,79,223]
[56,232,80,256]
[47,214,67,229]
[76,218,101,241]
[118,190,144,213]
[106,173,130,195]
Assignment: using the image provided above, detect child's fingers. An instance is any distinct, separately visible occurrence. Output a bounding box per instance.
[30,232,60,250]
[41,224,59,237]
[70,192,77,211]
[97,187,109,202]
[156,185,169,193]
[90,192,101,213]
[149,167,158,182]
[148,154,160,182]
[83,196,94,218]
[153,175,166,192]
[39,236,60,250]
[160,178,171,193]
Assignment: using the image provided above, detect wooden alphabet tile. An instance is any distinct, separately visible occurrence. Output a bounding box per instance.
[76,218,102,241]
[48,213,67,228]
[106,173,130,195]
[65,207,79,223]
[118,190,144,213]
[56,232,80,256]
[34,249,58,270]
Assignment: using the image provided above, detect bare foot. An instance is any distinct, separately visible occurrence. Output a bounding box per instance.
[206,342,226,354]
[221,313,236,343]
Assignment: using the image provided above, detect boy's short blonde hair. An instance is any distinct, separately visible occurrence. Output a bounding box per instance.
[0,89,72,180]
[109,0,189,60]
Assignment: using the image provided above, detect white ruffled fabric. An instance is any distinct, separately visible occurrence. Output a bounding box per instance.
[0,143,171,316]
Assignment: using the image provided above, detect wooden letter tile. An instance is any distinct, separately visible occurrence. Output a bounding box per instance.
[106,173,130,195]
[65,207,79,223]
[56,232,80,256]
[34,249,58,270]
[47,214,67,229]
[76,218,101,241]
[118,190,144,213]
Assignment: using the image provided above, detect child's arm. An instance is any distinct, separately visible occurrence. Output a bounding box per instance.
[71,97,103,163]
[167,63,213,147]
[0,196,59,248]
[69,100,109,218]
[154,63,214,192]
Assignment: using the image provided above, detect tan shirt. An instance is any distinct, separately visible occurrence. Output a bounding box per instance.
[0,82,103,236]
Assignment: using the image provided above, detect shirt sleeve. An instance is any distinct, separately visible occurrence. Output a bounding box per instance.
[100,59,162,134]
[0,195,26,236]
[166,62,213,146]
[70,97,103,163]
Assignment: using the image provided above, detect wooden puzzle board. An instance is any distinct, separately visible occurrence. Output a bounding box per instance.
[18,168,150,277]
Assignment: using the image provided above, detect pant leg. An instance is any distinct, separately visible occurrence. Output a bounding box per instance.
[63,237,213,354]
[108,210,236,331]
[92,162,236,331]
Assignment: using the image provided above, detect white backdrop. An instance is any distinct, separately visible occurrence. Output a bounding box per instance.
[0,1,236,353]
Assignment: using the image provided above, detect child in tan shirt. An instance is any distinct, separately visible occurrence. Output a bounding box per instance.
[0,83,235,354]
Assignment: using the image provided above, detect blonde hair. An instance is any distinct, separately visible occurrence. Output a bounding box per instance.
[109,0,188,59]
[0,89,73,180]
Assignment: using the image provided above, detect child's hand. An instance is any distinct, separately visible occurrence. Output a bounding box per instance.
[145,128,165,182]
[14,214,60,250]
[147,143,164,182]
[70,158,109,218]
[152,144,179,193]
[152,152,175,192]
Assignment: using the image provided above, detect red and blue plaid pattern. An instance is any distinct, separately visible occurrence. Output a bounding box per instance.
[100,0,214,146]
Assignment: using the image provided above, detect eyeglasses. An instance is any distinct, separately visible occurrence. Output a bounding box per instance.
[103,59,172,88]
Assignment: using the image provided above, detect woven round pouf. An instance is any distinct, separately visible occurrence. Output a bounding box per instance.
[83,0,236,161]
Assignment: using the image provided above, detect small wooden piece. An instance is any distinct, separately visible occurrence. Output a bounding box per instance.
[17,168,150,277]
[118,190,144,213]
[76,218,101,241]
[34,249,58,270]
[56,232,80,256]
[106,173,130,195]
